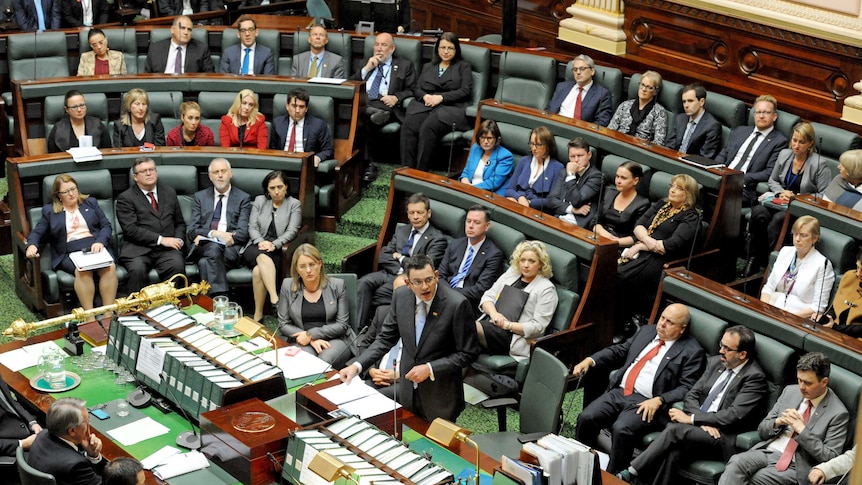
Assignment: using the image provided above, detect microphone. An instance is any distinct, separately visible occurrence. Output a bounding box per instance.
[391,361,398,439]
[803,259,830,331]
[676,209,702,280]
[159,371,201,450]
[588,173,605,241]
[266,451,282,472]
[444,122,456,183]
[301,324,370,388]
[735,220,753,303]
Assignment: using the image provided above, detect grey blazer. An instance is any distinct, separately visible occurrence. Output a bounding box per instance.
[766,149,833,198]
[244,195,302,251]
[277,277,350,342]
[290,50,345,79]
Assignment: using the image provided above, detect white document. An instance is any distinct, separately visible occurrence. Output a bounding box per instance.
[107,417,170,446]
[69,250,114,271]
[260,347,330,379]
[239,337,271,352]
[141,445,181,470]
[153,451,210,479]
[338,392,402,420]
[67,146,102,162]
[318,378,378,405]
[308,77,346,85]
[136,339,167,383]
[0,348,36,372]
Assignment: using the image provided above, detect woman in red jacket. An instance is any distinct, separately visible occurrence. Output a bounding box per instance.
[219,89,268,149]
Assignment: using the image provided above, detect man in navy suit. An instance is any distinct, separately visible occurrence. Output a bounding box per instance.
[144,16,214,74]
[617,325,769,485]
[437,205,505,316]
[340,255,480,422]
[547,137,603,226]
[665,83,723,160]
[116,157,187,293]
[290,25,345,79]
[573,303,706,473]
[219,16,276,76]
[12,0,60,30]
[187,158,251,297]
[715,94,787,205]
[546,54,613,127]
[270,88,334,167]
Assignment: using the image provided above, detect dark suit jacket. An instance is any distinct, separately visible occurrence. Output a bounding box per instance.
[27,197,113,270]
[219,43,276,76]
[546,80,613,127]
[665,110,723,160]
[56,0,107,27]
[144,38,214,73]
[186,186,251,250]
[269,114,334,161]
[684,356,769,447]
[115,183,186,259]
[277,277,349,341]
[156,0,209,16]
[28,431,108,485]
[546,164,603,226]
[0,378,36,456]
[351,55,417,121]
[715,126,787,202]
[405,60,472,128]
[436,236,505,310]
[754,386,849,485]
[111,113,166,148]
[47,116,111,153]
[12,0,60,30]
[378,223,447,275]
[353,284,479,421]
[592,325,706,405]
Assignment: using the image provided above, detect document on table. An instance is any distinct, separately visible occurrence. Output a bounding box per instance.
[318,377,377,405]
[107,417,170,446]
[0,340,64,372]
[153,451,210,480]
[141,445,182,470]
[260,347,330,379]
[338,392,402,420]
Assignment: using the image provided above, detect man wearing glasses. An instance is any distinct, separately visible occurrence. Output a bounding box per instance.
[219,15,275,76]
[291,24,345,79]
[715,94,787,206]
[616,325,769,485]
[116,157,187,293]
[145,15,214,73]
[339,254,479,422]
[546,54,613,127]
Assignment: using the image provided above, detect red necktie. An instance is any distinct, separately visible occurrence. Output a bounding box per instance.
[776,400,812,471]
[573,87,583,120]
[147,192,158,212]
[623,340,664,396]
[287,122,296,152]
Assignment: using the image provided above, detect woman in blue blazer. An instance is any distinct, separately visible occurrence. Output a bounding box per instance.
[25,174,118,315]
[459,120,514,195]
[505,125,564,212]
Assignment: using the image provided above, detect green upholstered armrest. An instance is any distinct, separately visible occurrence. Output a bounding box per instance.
[318,158,338,173]
[736,431,761,450]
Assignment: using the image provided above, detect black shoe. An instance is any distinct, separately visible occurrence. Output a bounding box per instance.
[739,257,759,278]
[370,110,390,126]
[362,163,379,183]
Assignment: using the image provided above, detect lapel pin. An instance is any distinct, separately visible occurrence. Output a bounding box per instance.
[432,312,438,317]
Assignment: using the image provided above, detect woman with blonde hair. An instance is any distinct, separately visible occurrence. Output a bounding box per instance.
[608,70,667,144]
[25,174,118,317]
[478,240,558,360]
[112,88,166,147]
[277,244,351,366]
[219,89,268,149]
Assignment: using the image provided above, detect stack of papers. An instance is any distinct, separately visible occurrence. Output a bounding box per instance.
[318,379,402,419]
[69,250,114,271]
[152,450,209,480]
[0,341,64,372]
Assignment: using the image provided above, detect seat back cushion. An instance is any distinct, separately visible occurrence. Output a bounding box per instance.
[8,32,70,80]
[686,307,728,354]
[495,52,556,110]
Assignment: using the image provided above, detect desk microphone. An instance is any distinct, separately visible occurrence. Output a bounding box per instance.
[676,209,702,281]
[122,351,152,408]
[588,173,605,241]
[803,259,830,331]
[159,371,201,450]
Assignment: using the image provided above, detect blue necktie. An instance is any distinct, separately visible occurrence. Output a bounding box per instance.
[415,301,427,346]
[401,229,417,256]
[368,65,384,100]
[450,247,474,288]
[210,195,223,230]
[700,371,733,412]
[241,48,251,75]
[680,120,696,153]
[34,0,46,31]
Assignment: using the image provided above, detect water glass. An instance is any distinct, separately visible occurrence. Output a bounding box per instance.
[116,401,129,417]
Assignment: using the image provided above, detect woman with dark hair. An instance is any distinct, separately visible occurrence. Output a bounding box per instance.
[25,174,118,317]
[617,173,700,322]
[77,28,126,76]
[504,126,564,211]
[112,88,166,148]
[219,89,268,149]
[608,70,667,144]
[47,90,111,153]
[401,32,473,171]
[243,170,302,321]
[166,101,215,147]
[814,249,862,336]
[459,119,514,195]
[594,161,650,248]
[277,243,351,366]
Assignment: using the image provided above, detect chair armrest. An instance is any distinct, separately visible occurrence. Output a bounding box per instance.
[671,401,684,410]
[481,397,517,410]
[341,243,377,275]
[0,456,15,466]
[735,431,761,450]
[317,158,338,173]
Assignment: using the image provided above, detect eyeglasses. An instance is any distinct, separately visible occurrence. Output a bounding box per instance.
[58,187,78,195]
[66,104,86,110]
[479,136,496,142]
[572,66,591,73]
[719,343,738,353]
[639,83,656,91]
[409,276,436,286]
[528,142,545,147]
[135,168,157,175]
[238,28,257,34]
[754,110,774,116]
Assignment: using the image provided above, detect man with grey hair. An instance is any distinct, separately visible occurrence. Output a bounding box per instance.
[187,158,251,297]
[29,397,108,485]
[546,54,613,126]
